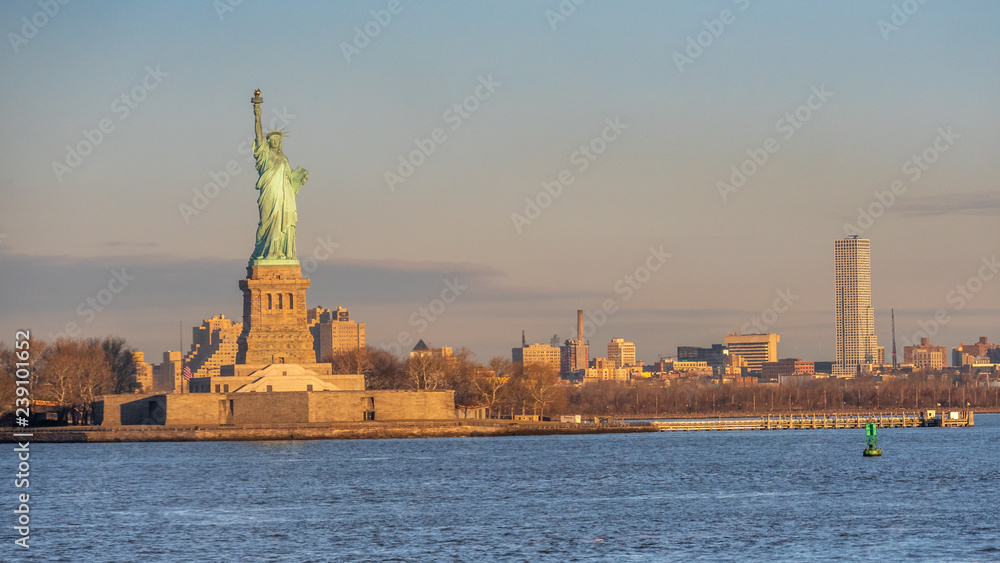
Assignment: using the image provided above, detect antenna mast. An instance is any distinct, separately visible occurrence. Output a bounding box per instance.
[891,308,897,371]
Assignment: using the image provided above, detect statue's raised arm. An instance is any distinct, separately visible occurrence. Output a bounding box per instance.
[252,88,263,146]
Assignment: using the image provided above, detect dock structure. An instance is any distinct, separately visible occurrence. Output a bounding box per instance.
[652,410,974,432]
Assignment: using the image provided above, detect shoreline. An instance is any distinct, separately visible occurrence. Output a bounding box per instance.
[3,409,989,443]
[1,421,657,443]
[620,407,1000,420]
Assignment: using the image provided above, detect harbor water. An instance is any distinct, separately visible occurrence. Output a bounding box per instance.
[18,413,1000,561]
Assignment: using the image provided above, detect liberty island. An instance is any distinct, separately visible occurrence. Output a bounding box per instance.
[90,91,456,427]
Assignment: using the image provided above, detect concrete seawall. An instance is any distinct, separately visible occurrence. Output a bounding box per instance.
[3,421,658,443]
[9,410,972,442]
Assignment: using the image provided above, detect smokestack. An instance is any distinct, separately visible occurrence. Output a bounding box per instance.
[522,330,526,347]
[577,309,583,342]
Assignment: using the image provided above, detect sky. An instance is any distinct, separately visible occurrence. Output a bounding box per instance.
[1,0,999,365]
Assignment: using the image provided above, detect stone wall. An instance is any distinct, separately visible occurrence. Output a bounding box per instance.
[95,388,455,426]
[307,392,369,423]
[368,390,456,421]
[320,373,365,391]
[231,392,310,424]
[305,390,455,422]
[93,394,167,426]
[164,394,224,425]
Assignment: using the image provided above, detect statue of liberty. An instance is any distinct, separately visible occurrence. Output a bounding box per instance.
[250,89,308,264]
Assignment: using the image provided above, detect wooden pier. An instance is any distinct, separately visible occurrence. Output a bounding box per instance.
[652,410,974,432]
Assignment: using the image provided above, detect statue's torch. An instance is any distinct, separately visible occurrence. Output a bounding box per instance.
[251,88,263,105]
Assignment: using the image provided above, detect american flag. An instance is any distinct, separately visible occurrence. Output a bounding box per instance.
[182,365,193,381]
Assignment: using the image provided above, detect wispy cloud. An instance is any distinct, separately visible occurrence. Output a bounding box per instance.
[103,241,161,248]
[893,192,1000,217]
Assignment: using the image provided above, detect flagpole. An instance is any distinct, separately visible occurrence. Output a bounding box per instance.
[179,320,184,394]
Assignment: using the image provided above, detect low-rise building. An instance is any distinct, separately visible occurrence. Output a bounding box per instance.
[560,338,589,374]
[309,306,365,362]
[133,351,153,393]
[513,343,561,372]
[723,351,748,376]
[762,358,815,381]
[582,366,630,383]
[151,351,182,393]
[413,339,453,359]
[183,314,243,379]
[607,338,636,369]
[724,333,779,373]
[663,360,713,377]
[904,338,946,370]
[677,344,726,368]
[953,337,999,367]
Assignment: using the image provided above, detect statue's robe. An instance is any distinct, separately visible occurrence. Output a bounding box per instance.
[252,138,302,261]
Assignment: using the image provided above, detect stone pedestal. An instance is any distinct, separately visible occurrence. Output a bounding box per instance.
[235,264,316,365]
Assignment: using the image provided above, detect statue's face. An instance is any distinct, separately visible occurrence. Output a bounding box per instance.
[268,135,281,149]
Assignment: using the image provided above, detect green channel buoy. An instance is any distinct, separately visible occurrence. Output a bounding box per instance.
[863,422,881,457]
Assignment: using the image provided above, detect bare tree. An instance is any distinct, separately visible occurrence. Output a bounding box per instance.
[101,337,137,394]
[76,344,115,424]
[326,347,373,377]
[406,353,447,390]
[0,343,16,418]
[326,347,409,389]
[37,339,113,424]
[474,357,512,418]
[442,348,480,406]
[521,363,563,419]
[366,347,408,389]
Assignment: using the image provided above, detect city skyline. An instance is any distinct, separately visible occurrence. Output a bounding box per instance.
[2,1,999,363]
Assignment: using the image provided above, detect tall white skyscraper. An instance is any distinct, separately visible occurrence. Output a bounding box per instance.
[834,236,878,376]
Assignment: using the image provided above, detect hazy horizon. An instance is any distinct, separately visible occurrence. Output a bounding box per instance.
[2,1,998,364]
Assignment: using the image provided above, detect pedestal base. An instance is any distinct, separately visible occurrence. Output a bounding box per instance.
[235,265,316,365]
